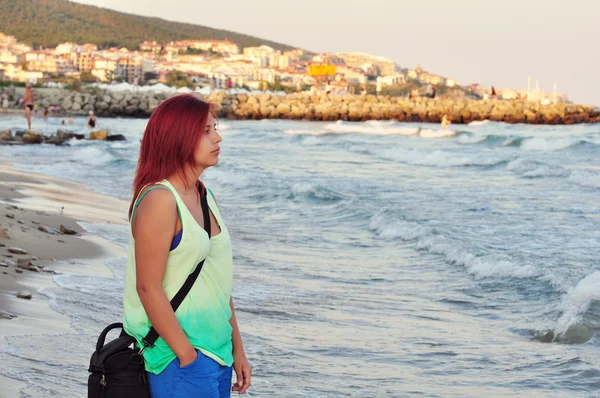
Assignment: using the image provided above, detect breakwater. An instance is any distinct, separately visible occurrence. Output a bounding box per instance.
[2,87,598,125]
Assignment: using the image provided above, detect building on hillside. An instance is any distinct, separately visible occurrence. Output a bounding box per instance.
[27,59,75,75]
[164,42,189,54]
[335,52,396,76]
[334,65,368,85]
[376,73,407,88]
[78,52,95,72]
[445,78,458,87]
[407,65,458,87]
[252,68,277,84]
[116,57,145,83]
[283,49,307,65]
[2,64,43,83]
[92,58,118,81]
[55,42,81,55]
[244,45,280,67]
[140,41,162,53]
[0,49,21,64]
[0,33,17,48]
[166,40,239,54]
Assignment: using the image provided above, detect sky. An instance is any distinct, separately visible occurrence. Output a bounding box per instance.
[73,0,599,105]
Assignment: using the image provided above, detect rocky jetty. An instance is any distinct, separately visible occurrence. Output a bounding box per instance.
[214,92,600,125]
[1,87,598,125]
[0,128,125,146]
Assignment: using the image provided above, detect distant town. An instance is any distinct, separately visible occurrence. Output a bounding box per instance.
[0,32,566,103]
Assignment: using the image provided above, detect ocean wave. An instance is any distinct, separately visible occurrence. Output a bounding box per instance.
[300,136,324,146]
[467,120,491,126]
[65,137,89,146]
[507,159,600,185]
[532,271,600,344]
[284,129,327,136]
[506,158,569,178]
[109,141,138,149]
[416,235,540,279]
[567,170,600,189]
[456,134,487,144]
[289,182,343,201]
[419,129,457,139]
[369,213,432,240]
[369,212,540,280]
[204,168,251,188]
[378,148,509,167]
[323,121,419,136]
[71,147,115,166]
[519,137,581,151]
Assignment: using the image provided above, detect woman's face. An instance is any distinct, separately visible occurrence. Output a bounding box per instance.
[194,113,222,169]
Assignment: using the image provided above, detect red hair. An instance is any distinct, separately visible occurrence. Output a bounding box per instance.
[129,94,212,217]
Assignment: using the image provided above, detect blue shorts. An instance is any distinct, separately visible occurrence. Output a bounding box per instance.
[148,350,233,398]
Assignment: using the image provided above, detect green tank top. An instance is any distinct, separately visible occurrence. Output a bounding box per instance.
[123,179,233,375]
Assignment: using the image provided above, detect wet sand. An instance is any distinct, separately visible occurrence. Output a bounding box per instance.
[0,162,129,395]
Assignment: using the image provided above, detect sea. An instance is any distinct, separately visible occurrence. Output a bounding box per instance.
[0,114,599,397]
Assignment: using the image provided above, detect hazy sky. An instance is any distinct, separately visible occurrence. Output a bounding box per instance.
[73,0,599,105]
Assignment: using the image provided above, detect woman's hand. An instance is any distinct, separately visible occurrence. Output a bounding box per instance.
[177,347,198,368]
[231,350,252,394]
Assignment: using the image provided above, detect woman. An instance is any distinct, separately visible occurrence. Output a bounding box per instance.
[87,111,97,128]
[23,84,34,130]
[123,94,252,397]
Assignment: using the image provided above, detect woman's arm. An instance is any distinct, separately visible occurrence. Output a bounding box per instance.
[132,188,197,366]
[230,297,252,394]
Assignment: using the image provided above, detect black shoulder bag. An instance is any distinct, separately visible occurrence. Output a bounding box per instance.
[88,185,211,398]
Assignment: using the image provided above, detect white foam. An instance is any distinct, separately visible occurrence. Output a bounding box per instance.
[419,129,457,139]
[520,137,579,151]
[65,137,88,146]
[71,147,115,166]
[365,120,397,126]
[467,120,490,126]
[554,271,600,336]
[291,182,314,194]
[506,158,531,172]
[568,170,600,189]
[323,122,419,136]
[368,213,432,240]
[218,123,230,131]
[457,134,486,144]
[521,166,569,178]
[380,148,506,167]
[284,129,326,136]
[301,136,323,146]
[416,235,540,280]
[109,141,137,149]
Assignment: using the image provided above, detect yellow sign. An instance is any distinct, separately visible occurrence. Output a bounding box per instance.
[307,65,336,77]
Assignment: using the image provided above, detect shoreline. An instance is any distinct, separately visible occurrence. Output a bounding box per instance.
[0,162,129,396]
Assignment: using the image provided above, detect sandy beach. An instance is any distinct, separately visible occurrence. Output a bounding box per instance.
[0,161,129,396]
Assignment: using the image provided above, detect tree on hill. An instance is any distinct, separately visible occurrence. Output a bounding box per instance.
[165,71,191,88]
[80,71,97,83]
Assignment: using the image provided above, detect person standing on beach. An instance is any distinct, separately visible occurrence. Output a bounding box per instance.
[1,91,8,111]
[123,94,252,397]
[23,84,34,130]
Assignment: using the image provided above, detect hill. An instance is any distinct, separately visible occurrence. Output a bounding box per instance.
[0,0,295,51]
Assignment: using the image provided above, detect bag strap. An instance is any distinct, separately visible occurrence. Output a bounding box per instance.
[141,182,211,349]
